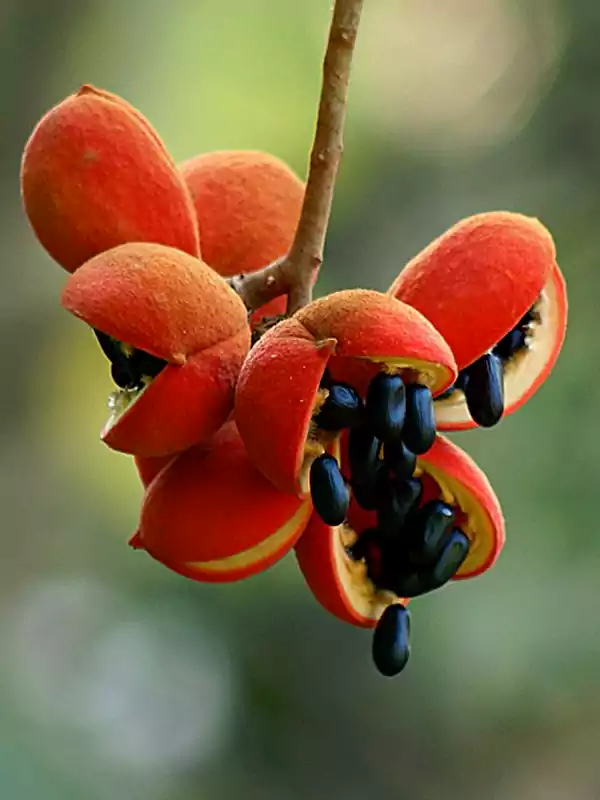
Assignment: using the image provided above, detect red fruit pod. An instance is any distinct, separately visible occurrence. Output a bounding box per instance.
[180,150,305,323]
[234,289,457,496]
[131,422,312,583]
[295,435,505,627]
[61,242,251,457]
[21,84,200,272]
[134,454,175,488]
[388,212,567,430]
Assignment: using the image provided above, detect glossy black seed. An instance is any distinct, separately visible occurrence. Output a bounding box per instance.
[320,368,334,389]
[310,454,349,526]
[455,371,469,392]
[385,569,432,598]
[365,372,406,441]
[351,461,389,511]
[315,383,364,431]
[383,439,417,481]
[348,425,382,486]
[130,349,168,379]
[407,499,455,565]
[402,384,435,455]
[110,360,140,390]
[428,528,470,589]
[464,353,504,428]
[377,477,423,540]
[372,603,411,677]
[493,328,526,361]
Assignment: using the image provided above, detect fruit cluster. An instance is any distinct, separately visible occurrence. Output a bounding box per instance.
[20,85,568,678]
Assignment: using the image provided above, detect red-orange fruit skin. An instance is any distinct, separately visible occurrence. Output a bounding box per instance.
[61,242,250,362]
[21,84,200,272]
[103,330,249,456]
[132,423,312,583]
[441,263,568,432]
[295,435,505,628]
[61,242,251,456]
[235,290,457,495]
[388,212,558,370]
[135,454,175,488]
[180,150,305,322]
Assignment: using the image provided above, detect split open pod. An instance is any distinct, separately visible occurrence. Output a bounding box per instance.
[180,150,305,323]
[235,290,457,521]
[61,242,251,457]
[21,84,200,272]
[295,435,505,676]
[130,422,312,582]
[389,212,567,430]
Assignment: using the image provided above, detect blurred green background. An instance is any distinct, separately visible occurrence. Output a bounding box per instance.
[4,0,598,797]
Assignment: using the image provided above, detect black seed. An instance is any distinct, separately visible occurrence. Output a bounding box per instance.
[320,369,334,389]
[383,439,417,481]
[518,306,537,327]
[385,570,432,598]
[315,383,364,431]
[130,349,168,379]
[310,454,349,526]
[402,384,435,455]
[348,425,382,486]
[372,604,411,677]
[455,371,469,392]
[110,360,140,390]
[407,500,455,565]
[365,372,406,441]
[427,528,471,589]
[493,328,526,361]
[351,461,388,511]
[463,353,504,428]
[377,477,423,540]
[436,385,455,401]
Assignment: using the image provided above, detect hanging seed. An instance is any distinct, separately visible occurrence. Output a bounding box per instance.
[493,329,526,362]
[372,603,411,677]
[382,439,417,481]
[377,477,423,540]
[402,384,436,455]
[365,372,406,441]
[407,499,455,566]
[315,383,364,431]
[310,454,350,526]
[427,528,470,590]
[351,460,389,511]
[463,353,504,428]
[348,425,382,485]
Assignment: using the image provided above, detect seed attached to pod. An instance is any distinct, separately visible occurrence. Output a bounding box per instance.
[407,499,455,565]
[235,290,457,504]
[372,603,411,677]
[389,212,567,431]
[403,384,436,455]
[315,383,363,431]
[295,435,505,630]
[382,439,417,481]
[377,478,423,539]
[365,372,406,441]
[463,353,504,428]
[310,453,350,526]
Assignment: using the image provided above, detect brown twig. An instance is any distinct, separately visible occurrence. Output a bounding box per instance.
[228,0,364,316]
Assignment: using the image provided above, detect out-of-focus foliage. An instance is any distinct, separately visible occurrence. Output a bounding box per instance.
[4,0,600,797]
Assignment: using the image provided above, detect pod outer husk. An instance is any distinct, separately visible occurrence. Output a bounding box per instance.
[436,263,568,431]
[103,328,251,457]
[180,150,305,324]
[388,212,557,369]
[135,454,175,487]
[21,84,200,272]
[295,435,504,627]
[61,242,250,363]
[235,291,457,496]
[234,318,336,495]
[133,422,312,583]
